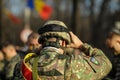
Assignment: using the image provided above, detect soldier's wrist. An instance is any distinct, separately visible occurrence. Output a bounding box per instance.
[79,43,91,52]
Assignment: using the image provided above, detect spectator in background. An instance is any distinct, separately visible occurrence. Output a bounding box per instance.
[12,32,41,80]
[17,32,41,58]
[105,21,120,80]
[26,32,41,53]
[1,42,21,80]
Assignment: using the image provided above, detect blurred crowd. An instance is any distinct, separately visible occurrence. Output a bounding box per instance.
[0,32,41,80]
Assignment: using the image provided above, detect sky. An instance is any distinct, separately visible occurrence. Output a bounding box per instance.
[3,0,120,16]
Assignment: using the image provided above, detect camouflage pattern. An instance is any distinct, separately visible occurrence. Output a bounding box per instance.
[13,43,112,80]
[0,60,5,80]
[4,54,21,80]
[38,20,71,44]
[12,60,24,80]
[43,20,68,28]
[0,60,4,73]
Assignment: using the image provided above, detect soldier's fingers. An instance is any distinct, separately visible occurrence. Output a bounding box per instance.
[66,43,75,48]
[69,31,83,46]
[69,32,76,40]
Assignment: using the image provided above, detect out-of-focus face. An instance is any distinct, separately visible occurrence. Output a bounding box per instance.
[29,37,40,48]
[107,33,120,55]
[2,45,17,58]
[27,33,41,50]
[2,45,12,55]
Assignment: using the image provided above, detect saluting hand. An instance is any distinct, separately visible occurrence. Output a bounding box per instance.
[67,32,83,48]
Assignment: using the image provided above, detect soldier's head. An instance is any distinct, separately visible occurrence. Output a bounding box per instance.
[106,21,120,55]
[38,20,71,51]
[27,32,41,50]
[1,41,17,60]
[27,32,40,45]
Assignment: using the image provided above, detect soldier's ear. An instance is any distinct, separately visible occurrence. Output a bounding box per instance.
[62,40,66,47]
[105,39,111,47]
[117,40,120,44]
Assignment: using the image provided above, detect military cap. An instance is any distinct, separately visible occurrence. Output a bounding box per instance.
[38,20,71,44]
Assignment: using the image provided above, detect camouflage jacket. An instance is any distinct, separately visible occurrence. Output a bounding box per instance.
[0,60,5,80]
[4,54,21,80]
[13,43,112,80]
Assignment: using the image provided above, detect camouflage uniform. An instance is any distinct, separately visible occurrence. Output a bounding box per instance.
[13,20,112,80]
[13,44,112,80]
[4,54,21,80]
[0,60,5,80]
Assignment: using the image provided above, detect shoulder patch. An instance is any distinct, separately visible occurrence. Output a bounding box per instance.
[90,57,99,65]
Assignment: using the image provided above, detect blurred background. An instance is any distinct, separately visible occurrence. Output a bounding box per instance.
[0,0,120,50]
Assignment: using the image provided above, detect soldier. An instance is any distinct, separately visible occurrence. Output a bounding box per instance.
[26,32,41,53]
[13,20,112,80]
[16,32,41,58]
[105,21,120,80]
[17,32,41,58]
[1,42,21,80]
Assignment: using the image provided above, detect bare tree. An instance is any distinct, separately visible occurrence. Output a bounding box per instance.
[90,0,110,47]
[89,0,94,28]
[71,0,79,34]
[53,0,61,19]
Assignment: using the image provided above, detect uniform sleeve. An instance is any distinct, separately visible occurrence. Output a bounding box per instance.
[79,43,112,79]
[12,61,24,80]
[5,55,21,80]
